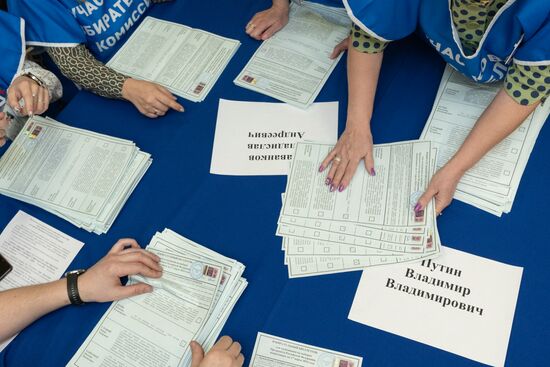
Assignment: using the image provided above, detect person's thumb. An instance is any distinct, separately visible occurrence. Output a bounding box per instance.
[190,341,205,367]
[111,283,153,302]
[415,186,437,213]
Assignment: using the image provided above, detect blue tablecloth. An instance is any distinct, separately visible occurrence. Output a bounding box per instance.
[1,1,549,366]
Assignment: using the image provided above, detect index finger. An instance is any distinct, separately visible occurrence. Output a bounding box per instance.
[157,93,184,112]
[319,148,338,172]
[109,238,140,254]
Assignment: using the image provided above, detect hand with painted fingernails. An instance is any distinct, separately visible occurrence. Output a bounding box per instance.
[245,0,289,41]
[414,164,464,216]
[8,75,50,117]
[319,124,375,193]
[122,78,184,119]
[190,336,245,367]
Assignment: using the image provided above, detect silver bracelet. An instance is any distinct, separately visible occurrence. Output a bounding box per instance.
[22,72,45,88]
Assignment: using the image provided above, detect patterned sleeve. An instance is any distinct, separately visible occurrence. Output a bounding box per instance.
[47,45,128,99]
[16,60,63,102]
[505,63,549,105]
[350,23,389,54]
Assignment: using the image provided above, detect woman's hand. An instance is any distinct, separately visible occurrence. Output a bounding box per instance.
[8,75,50,116]
[122,78,184,118]
[330,36,349,59]
[78,238,163,303]
[246,0,289,41]
[320,124,375,192]
[416,164,464,215]
[0,112,9,147]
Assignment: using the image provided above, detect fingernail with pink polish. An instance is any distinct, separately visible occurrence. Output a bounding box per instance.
[330,185,335,192]
[338,184,344,192]
[319,165,325,172]
[325,178,331,186]
[414,203,422,212]
[371,168,376,176]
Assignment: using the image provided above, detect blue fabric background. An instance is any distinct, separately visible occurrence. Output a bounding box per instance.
[1,0,548,366]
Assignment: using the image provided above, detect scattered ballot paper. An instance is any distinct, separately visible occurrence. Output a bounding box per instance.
[107,16,240,102]
[348,246,523,367]
[249,333,362,367]
[67,229,247,367]
[0,211,83,351]
[210,99,338,175]
[277,141,442,278]
[0,116,151,234]
[420,65,549,216]
[235,2,350,109]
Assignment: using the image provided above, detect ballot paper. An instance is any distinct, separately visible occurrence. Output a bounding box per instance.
[0,116,151,234]
[0,211,83,351]
[67,229,247,367]
[249,333,363,367]
[277,141,442,278]
[107,16,240,102]
[420,65,549,216]
[234,2,350,109]
[210,99,338,175]
[348,246,523,367]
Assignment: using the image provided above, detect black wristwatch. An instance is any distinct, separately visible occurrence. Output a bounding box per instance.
[65,269,87,305]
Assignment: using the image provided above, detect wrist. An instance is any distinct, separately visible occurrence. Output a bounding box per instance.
[121,78,135,100]
[272,0,289,12]
[444,157,469,178]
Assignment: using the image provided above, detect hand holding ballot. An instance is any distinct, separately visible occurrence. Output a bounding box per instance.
[78,239,162,303]
[246,0,290,41]
[190,336,244,367]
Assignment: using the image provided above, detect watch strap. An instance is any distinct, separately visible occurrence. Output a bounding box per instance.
[66,271,84,305]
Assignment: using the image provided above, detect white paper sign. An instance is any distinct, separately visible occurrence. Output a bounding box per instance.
[348,246,522,367]
[210,99,338,176]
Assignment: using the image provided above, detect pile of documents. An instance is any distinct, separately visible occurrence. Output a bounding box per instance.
[277,141,441,278]
[421,65,550,216]
[235,2,350,109]
[108,16,240,102]
[0,116,151,234]
[68,229,247,367]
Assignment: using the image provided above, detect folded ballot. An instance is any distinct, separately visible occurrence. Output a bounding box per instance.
[0,116,151,234]
[277,141,441,278]
[67,229,247,367]
[420,65,549,216]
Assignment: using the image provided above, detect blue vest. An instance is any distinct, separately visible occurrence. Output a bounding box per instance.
[8,0,153,63]
[0,11,25,109]
[343,0,550,83]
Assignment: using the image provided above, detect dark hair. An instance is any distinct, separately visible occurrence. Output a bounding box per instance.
[0,0,7,11]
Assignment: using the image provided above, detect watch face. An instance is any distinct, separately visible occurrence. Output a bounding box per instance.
[65,269,86,277]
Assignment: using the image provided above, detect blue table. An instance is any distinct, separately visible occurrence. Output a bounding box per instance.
[1,1,549,366]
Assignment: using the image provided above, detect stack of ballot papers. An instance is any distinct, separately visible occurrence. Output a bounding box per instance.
[68,229,247,367]
[0,116,151,234]
[235,1,350,109]
[277,141,441,278]
[421,65,550,216]
[107,16,240,102]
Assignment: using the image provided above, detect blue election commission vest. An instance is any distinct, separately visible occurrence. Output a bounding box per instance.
[8,0,152,63]
[0,11,25,109]
[343,0,550,83]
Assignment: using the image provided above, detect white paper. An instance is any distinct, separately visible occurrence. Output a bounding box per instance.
[210,100,338,175]
[0,211,83,351]
[249,332,362,367]
[348,246,522,367]
[107,17,240,102]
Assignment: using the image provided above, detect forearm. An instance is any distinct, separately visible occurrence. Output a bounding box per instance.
[47,45,127,99]
[346,43,383,129]
[0,279,70,342]
[447,89,539,174]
